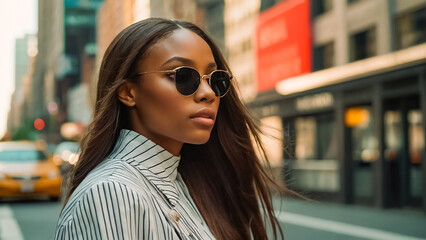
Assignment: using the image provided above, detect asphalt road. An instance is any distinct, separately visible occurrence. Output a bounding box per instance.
[273,197,426,240]
[0,199,61,240]
[1,197,426,240]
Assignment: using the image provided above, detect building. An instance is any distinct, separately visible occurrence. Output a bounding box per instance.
[93,0,225,99]
[6,0,65,142]
[7,0,102,143]
[242,0,426,213]
[7,34,37,139]
[96,0,224,59]
[59,0,102,133]
[92,0,137,104]
[224,0,260,102]
[8,0,226,143]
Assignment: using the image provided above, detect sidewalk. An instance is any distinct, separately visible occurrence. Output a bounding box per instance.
[273,197,426,240]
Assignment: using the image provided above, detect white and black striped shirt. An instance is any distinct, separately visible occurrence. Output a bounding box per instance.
[55,129,216,240]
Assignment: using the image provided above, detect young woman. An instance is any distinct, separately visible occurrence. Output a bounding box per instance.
[55,18,283,240]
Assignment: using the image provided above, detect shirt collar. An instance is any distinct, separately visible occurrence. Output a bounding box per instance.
[109,129,181,206]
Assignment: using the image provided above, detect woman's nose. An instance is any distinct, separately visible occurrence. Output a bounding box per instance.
[194,76,216,103]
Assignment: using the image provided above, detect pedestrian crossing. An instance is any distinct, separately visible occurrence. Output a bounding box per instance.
[0,205,24,240]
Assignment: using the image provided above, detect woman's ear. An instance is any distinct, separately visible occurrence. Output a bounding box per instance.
[118,82,136,107]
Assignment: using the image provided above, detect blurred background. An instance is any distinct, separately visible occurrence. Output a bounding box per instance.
[0,0,425,239]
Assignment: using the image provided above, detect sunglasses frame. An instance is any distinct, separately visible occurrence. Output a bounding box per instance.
[134,66,233,98]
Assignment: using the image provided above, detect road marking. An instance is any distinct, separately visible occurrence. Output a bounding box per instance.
[0,205,24,240]
[275,211,425,240]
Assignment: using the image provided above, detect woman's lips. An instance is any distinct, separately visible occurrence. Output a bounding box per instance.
[190,117,215,126]
[190,109,216,127]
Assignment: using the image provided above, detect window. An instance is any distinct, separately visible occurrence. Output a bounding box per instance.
[346,106,376,204]
[258,116,283,166]
[408,110,424,199]
[242,38,252,53]
[346,107,377,162]
[253,116,283,183]
[0,150,48,162]
[349,26,376,62]
[312,0,333,18]
[347,0,360,4]
[284,113,339,192]
[394,7,426,50]
[260,0,280,12]
[313,42,334,71]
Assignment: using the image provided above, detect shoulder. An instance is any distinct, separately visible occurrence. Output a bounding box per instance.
[59,179,147,221]
[56,159,150,228]
[55,179,149,240]
[73,157,149,196]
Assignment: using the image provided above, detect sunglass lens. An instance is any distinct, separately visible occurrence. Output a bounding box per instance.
[210,71,231,97]
[175,67,200,95]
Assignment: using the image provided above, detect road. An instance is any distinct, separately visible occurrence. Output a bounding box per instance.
[0,199,61,240]
[1,197,425,240]
[273,197,426,240]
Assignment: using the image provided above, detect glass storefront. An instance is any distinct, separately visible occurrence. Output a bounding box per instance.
[284,113,339,193]
[383,96,423,208]
[408,110,423,205]
[384,110,402,207]
[258,116,284,182]
[346,106,377,204]
[254,63,425,212]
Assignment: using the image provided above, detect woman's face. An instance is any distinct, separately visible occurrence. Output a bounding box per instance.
[122,29,220,155]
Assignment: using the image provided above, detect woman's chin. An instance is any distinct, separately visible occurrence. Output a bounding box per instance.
[185,134,212,145]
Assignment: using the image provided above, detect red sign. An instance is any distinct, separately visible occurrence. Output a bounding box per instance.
[255,0,311,92]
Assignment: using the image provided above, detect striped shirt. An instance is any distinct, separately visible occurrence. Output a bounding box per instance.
[55,129,216,240]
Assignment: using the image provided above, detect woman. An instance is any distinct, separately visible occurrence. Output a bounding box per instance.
[55,18,283,240]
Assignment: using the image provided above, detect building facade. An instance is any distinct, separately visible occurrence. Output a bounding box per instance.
[8,0,424,213]
[7,0,65,142]
[7,34,37,138]
[93,0,225,100]
[246,0,426,213]
[224,0,260,102]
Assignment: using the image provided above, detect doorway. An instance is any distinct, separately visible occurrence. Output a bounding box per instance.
[345,105,376,206]
[383,95,423,208]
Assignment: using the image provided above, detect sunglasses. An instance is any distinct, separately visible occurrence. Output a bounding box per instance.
[134,66,232,97]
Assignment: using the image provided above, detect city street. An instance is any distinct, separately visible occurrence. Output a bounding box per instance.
[1,197,426,240]
[1,0,426,239]
[0,199,61,240]
[274,198,426,240]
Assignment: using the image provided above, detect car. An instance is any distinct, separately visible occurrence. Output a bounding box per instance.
[0,141,62,200]
[53,141,80,175]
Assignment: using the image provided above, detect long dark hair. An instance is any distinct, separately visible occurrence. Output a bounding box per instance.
[64,18,284,240]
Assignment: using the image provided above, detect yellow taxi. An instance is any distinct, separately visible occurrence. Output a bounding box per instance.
[0,141,62,199]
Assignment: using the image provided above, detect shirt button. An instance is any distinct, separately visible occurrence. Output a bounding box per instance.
[170,210,180,222]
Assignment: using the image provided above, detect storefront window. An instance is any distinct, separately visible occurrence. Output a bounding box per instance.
[258,116,284,166]
[408,110,424,199]
[285,113,339,192]
[383,96,423,208]
[346,106,376,204]
[256,116,284,183]
[295,117,316,159]
[384,111,402,162]
[347,107,378,162]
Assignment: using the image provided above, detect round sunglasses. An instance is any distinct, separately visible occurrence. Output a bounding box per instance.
[134,66,232,97]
